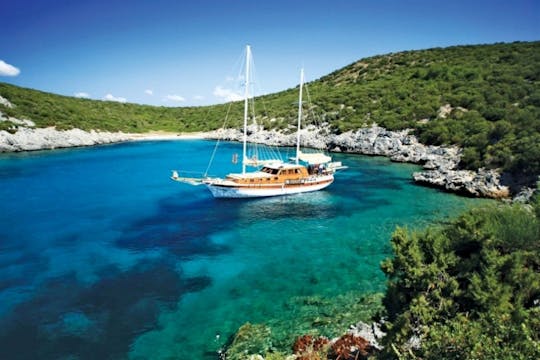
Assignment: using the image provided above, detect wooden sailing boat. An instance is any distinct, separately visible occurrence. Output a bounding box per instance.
[172,45,345,198]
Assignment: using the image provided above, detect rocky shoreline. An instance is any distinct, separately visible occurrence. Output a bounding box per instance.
[0,113,511,198]
[0,126,134,152]
[206,124,511,199]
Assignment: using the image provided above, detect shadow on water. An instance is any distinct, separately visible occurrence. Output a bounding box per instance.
[0,189,239,359]
[115,192,244,258]
[0,257,211,360]
[235,191,340,221]
[0,190,248,359]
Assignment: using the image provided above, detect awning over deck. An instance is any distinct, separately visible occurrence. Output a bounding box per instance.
[296,151,332,165]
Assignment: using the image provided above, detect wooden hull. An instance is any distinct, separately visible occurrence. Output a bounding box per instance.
[206,175,334,198]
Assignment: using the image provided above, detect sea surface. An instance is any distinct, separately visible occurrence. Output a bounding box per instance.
[0,140,485,359]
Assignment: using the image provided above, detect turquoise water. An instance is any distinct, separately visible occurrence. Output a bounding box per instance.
[0,140,484,359]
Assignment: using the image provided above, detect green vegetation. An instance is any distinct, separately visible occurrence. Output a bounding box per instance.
[313,41,540,181]
[223,195,540,359]
[0,84,245,132]
[2,41,538,358]
[225,323,273,360]
[1,41,539,180]
[380,195,540,359]
[223,292,382,359]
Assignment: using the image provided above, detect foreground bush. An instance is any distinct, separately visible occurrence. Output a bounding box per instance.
[380,197,540,359]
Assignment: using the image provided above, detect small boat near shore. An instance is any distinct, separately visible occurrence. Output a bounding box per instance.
[172,45,346,198]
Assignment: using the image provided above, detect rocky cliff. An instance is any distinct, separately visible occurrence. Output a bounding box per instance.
[207,124,510,198]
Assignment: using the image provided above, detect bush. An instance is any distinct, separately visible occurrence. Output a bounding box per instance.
[380,203,540,359]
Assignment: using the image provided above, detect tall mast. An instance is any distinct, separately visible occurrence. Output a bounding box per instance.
[242,45,251,174]
[295,68,304,165]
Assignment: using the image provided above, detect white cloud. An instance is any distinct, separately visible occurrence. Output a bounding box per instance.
[74,92,90,98]
[145,89,153,95]
[225,76,235,82]
[213,86,243,102]
[193,95,204,101]
[104,93,127,103]
[0,60,20,76]
[164,94,186,102]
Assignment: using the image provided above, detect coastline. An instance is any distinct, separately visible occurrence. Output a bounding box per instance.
[0,123,514,199]
[126,131,208,141]
[0,126,208,153]
[205,124,512,199]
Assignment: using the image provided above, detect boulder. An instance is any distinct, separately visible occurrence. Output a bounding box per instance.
[348,321,386,350]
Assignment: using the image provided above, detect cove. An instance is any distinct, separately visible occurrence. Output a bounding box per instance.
[0,140,486,359]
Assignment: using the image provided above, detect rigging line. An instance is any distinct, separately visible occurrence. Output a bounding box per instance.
[204,100,235,177]
[304,81,329,155]
[249,53,270,161]
[247,51,285,161]
[304,82,323,127]
[251,58,273,128]
[204,46,248,176]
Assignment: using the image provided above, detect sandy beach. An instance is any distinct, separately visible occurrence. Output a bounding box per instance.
[126,131,208,141]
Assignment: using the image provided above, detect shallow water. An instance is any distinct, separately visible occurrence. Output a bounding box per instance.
[0,140,484,359]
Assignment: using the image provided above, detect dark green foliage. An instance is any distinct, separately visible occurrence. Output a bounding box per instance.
[0,83,247,133]
[380,202,540,359]
[1,41,539,180]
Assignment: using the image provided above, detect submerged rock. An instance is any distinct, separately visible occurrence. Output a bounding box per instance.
[224,323,273,360]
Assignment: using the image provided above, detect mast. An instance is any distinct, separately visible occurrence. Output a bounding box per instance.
[295,68,304,165]
[242,45,251,174]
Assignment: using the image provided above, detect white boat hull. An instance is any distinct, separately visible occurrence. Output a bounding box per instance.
[170,48,345,199]
[206,175,334,198]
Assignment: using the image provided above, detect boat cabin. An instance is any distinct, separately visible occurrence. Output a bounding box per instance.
[260,164,308,177]
[225,163,317,184]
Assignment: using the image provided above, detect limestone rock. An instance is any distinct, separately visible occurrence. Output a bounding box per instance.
[413,168,510,198]
[0,127,131,152]
[348,321,385,350]
[206,123,512,199]
[0,114,515,199]
[0,95,14,108]
[512,187,536,203]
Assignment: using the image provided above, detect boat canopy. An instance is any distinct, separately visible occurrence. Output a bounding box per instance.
[296,151,332,165]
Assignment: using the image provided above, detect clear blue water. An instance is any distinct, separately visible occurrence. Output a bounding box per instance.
[0,140,485,359]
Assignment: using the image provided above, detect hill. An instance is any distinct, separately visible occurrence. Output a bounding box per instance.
[1,41,539,184]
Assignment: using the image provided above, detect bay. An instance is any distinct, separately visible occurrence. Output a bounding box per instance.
[0,140,484,359]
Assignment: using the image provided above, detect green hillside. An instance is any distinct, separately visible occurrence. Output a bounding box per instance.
[0,85,241,133]
[1,41,539,181]
[314,41,540,182]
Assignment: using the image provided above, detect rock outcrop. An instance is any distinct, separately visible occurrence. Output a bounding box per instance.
[206,124,511,198]
[0,95,14,109]
[0,109,511,198]
[348,321,386,350]
[0,126,131,152]
[413,168,510,198]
